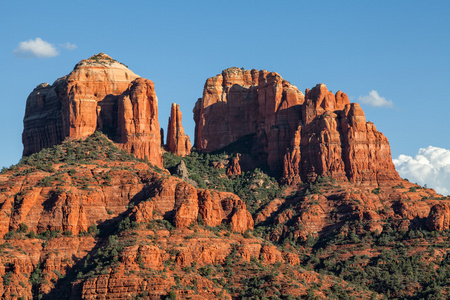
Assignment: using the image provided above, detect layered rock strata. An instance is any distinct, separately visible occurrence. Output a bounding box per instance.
[284,84,400,184]
[0,157,253,239]
[166,103,191,156]
[194,69,400,183]
[22,53,162,167]
[0,150,255,298]
[194,67,304,173]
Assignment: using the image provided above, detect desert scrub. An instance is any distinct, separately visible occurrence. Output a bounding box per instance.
[163,151,283,214]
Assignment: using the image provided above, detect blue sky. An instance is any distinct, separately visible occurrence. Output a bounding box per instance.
[1,1,449,193]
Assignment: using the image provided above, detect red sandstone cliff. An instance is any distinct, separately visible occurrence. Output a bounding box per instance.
[193,67,304,172]
[166,103,191,156]
[117,78,162,166]
[194,69,400,184]
[285,84,400,184]
[0,152,252,239]
[22,53,162,167]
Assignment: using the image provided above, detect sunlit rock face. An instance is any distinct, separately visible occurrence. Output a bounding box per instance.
[194,69,400,184]
[194,67,304,174]
[22,53,162,167]
[166,103,191,157]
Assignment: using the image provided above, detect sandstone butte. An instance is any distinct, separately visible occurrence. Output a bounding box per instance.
[22,53,163,167]
[193,68,400,185]
[166,103,192,157]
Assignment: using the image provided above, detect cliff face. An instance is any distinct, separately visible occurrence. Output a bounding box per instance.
[117,78,162,166]
[193,67,304,172]
[22,53,162,167]
[166,103,191,156]
[194,69,400,184]
[284,84,400,184]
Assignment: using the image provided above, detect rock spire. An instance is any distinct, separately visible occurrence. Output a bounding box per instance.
[166,103,191,156]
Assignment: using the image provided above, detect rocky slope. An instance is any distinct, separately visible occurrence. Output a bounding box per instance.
[2,138,447,299]
[22,53,162,167]
[2,134,252,239]
[0,134,257,299]
[166,103,191,157]
[163,149,450,299]
[194,69,399,184]
[0,135,382,300]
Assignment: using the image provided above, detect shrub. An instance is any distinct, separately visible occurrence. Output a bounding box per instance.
[372,188,381,195]
[18,223,28,233]
[166,291,177,300]
[2,272,12,286]
[63,230,73,236]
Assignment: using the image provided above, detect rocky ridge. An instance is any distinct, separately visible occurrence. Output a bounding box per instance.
[2,134,252,238]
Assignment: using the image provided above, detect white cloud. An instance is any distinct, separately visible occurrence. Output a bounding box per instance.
[358,90,394,108]
[393,146,450,195]
[61,42,77,50]
[14,38,59,58]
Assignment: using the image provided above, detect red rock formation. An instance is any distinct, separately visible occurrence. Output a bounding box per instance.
[260,244,284,263]
[341,104,400,182]
[426,204,450,231]
[194,70,400,184]
[226,154,242,176]
[117,78,162,166]
[22,53,162,167]
[297,85,349,182]
[166,103,191,156]
[160,128,165,146]
[129,179,253,233]
[196,190,254,232]
[290,84,400,183]
[173,182,199,228]
[193,68,304,172]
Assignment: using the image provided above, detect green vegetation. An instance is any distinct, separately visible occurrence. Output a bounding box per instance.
[164,151,283,214]
[86,53,129,68]
[299,220,450,299]
[2,132,163,195]
[19,131,141,167]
